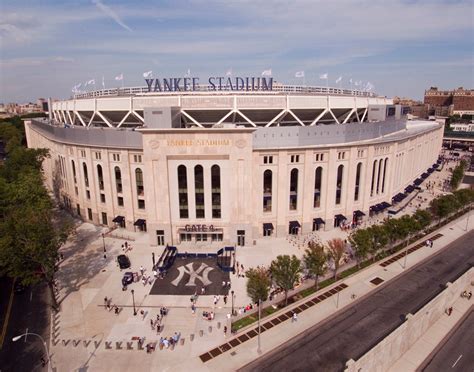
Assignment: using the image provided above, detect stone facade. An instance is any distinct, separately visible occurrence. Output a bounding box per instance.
[25,119,443,247]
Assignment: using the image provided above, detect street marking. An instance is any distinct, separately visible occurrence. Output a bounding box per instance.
[452,354,462,368]
[0,279,15,350]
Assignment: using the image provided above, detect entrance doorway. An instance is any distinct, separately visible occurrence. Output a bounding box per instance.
[237,230,245,246]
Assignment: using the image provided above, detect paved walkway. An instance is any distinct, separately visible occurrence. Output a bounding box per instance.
[48,208,473,371]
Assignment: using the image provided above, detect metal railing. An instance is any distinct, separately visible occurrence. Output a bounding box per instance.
[72,84,378,100]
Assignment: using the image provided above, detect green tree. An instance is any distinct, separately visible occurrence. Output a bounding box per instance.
[245,267,271,304]
[367,225,389,260]
[430,194,460,223]
[0,137,71,311]
[348,228,371,267]
[413,209,432,230]
[453,188,474,206]
[326,238,346,280]
[303,241,327,290]
[270,255,302,306]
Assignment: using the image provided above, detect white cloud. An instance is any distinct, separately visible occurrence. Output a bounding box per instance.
[92,0,132,32]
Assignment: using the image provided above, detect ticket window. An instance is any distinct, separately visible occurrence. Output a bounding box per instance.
[179,233,192,242]
[156,230,165,246]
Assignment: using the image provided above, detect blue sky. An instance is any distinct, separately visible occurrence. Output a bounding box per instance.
[1,0,473,102]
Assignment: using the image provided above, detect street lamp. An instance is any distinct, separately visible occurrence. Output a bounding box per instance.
[152,252,155,269]
[231,290,235,316]
[12,332,52,372]
[102,233,106,253]
[257,299,262,354]
[131,289,137,316]
[403,233,411,269]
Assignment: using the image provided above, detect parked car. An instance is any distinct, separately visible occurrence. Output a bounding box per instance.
[117,254,131,269]
[122,272,134,287]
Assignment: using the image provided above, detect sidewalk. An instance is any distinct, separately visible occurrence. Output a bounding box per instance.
[387,301,473,372]
[201,211,473,372]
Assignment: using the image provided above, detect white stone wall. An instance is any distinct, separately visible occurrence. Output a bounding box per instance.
[25,121,443,246]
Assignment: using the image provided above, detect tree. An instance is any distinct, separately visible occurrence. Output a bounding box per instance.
[326,238,346,280]
[303,241,327,290]
[430,194,460,223]
[270,255,302,306]
[453,189,474,206]
[367,225,389,261]
[245,267,271,304]
[348,228,371,267]
[412,209,432,230]
[0,139,71,311]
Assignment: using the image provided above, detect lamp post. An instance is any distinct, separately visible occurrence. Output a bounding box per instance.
[12,332,52,372]
[152,252,155,269]
[231,290,235,316]
[102,233,106,253]
[131,289,137,315]
[403,233,411,269]
[257,299,262,354]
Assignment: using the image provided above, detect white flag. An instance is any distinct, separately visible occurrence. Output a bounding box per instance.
[186,68,191,77]
[365,82,374,91]
[319,73,328,79]
[143,70,153,78]
[225,68,232,77]
[349,78,353,84]
[115,73,123,81]
[295,71,305,78]
[87,79,95,85]
[335,76,342,84]
[102,76,105,89]
[261,69,272,76]
[355,80,361,86]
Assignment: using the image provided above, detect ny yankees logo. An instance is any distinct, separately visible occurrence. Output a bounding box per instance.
[171,262,214,287]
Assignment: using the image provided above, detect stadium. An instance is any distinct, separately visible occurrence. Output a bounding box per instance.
[25,80,443,247]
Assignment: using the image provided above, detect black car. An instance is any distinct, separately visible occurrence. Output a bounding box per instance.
[122,272,134,286]
[117,254,131,269]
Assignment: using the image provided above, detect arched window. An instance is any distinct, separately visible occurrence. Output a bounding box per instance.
[263,169,272,212]
[376,159,383,194]
[314,167,322,208]
[194,165,205,218]
[354,163,362,201]
[382,158,388,193]
[135,168,144,196]
[335,164,344,205]
[71,160,77,184]
[97,164,104,190]
[114,166,122,193]
[289,168,298,210]
[371,160,378,197]
[178,165,189,219]
[211,165,221,218]
[83,163,89,188]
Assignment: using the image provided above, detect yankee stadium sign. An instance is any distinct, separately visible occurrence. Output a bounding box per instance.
[145,76,273,92]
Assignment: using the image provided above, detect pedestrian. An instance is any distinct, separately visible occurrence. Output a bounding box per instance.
[156,314,160,322]
[150,319,155,330]
[191,303,196,314]
[153,270,158,279]
[60,252,64,260]
[223,326,227,335]
[292,312,298,322]
[222,281,226,288]
[213,296,218,305]
[104,297,108,307]
[103,254,107,260]
[216,295,220,303]
[201,287,205,295]
[140,266,144,276]
[227,281,231,288]
[224,295,227,305]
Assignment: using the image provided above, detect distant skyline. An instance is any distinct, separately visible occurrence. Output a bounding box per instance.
[1,0,473,103]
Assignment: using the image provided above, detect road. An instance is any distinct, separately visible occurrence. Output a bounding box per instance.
[0,278,51,372]
[421,310,474,372]
[240,231,474,372]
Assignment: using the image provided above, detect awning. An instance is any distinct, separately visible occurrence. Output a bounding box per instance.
[421,172,429,179]
[334,214,347,221]
[381,202,391,209]
[433,163,439,168]
[353,210,365,218]
[134,219,146,227]
[289,220,301,229]
[405,185,415,193]
[112,216,125,223]
[413,178,423,186]
[313,217,325,225]
[263,223,274,231]
[427,168,434,173]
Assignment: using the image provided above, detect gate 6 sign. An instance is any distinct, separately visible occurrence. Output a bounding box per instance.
[171,262,214,287]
